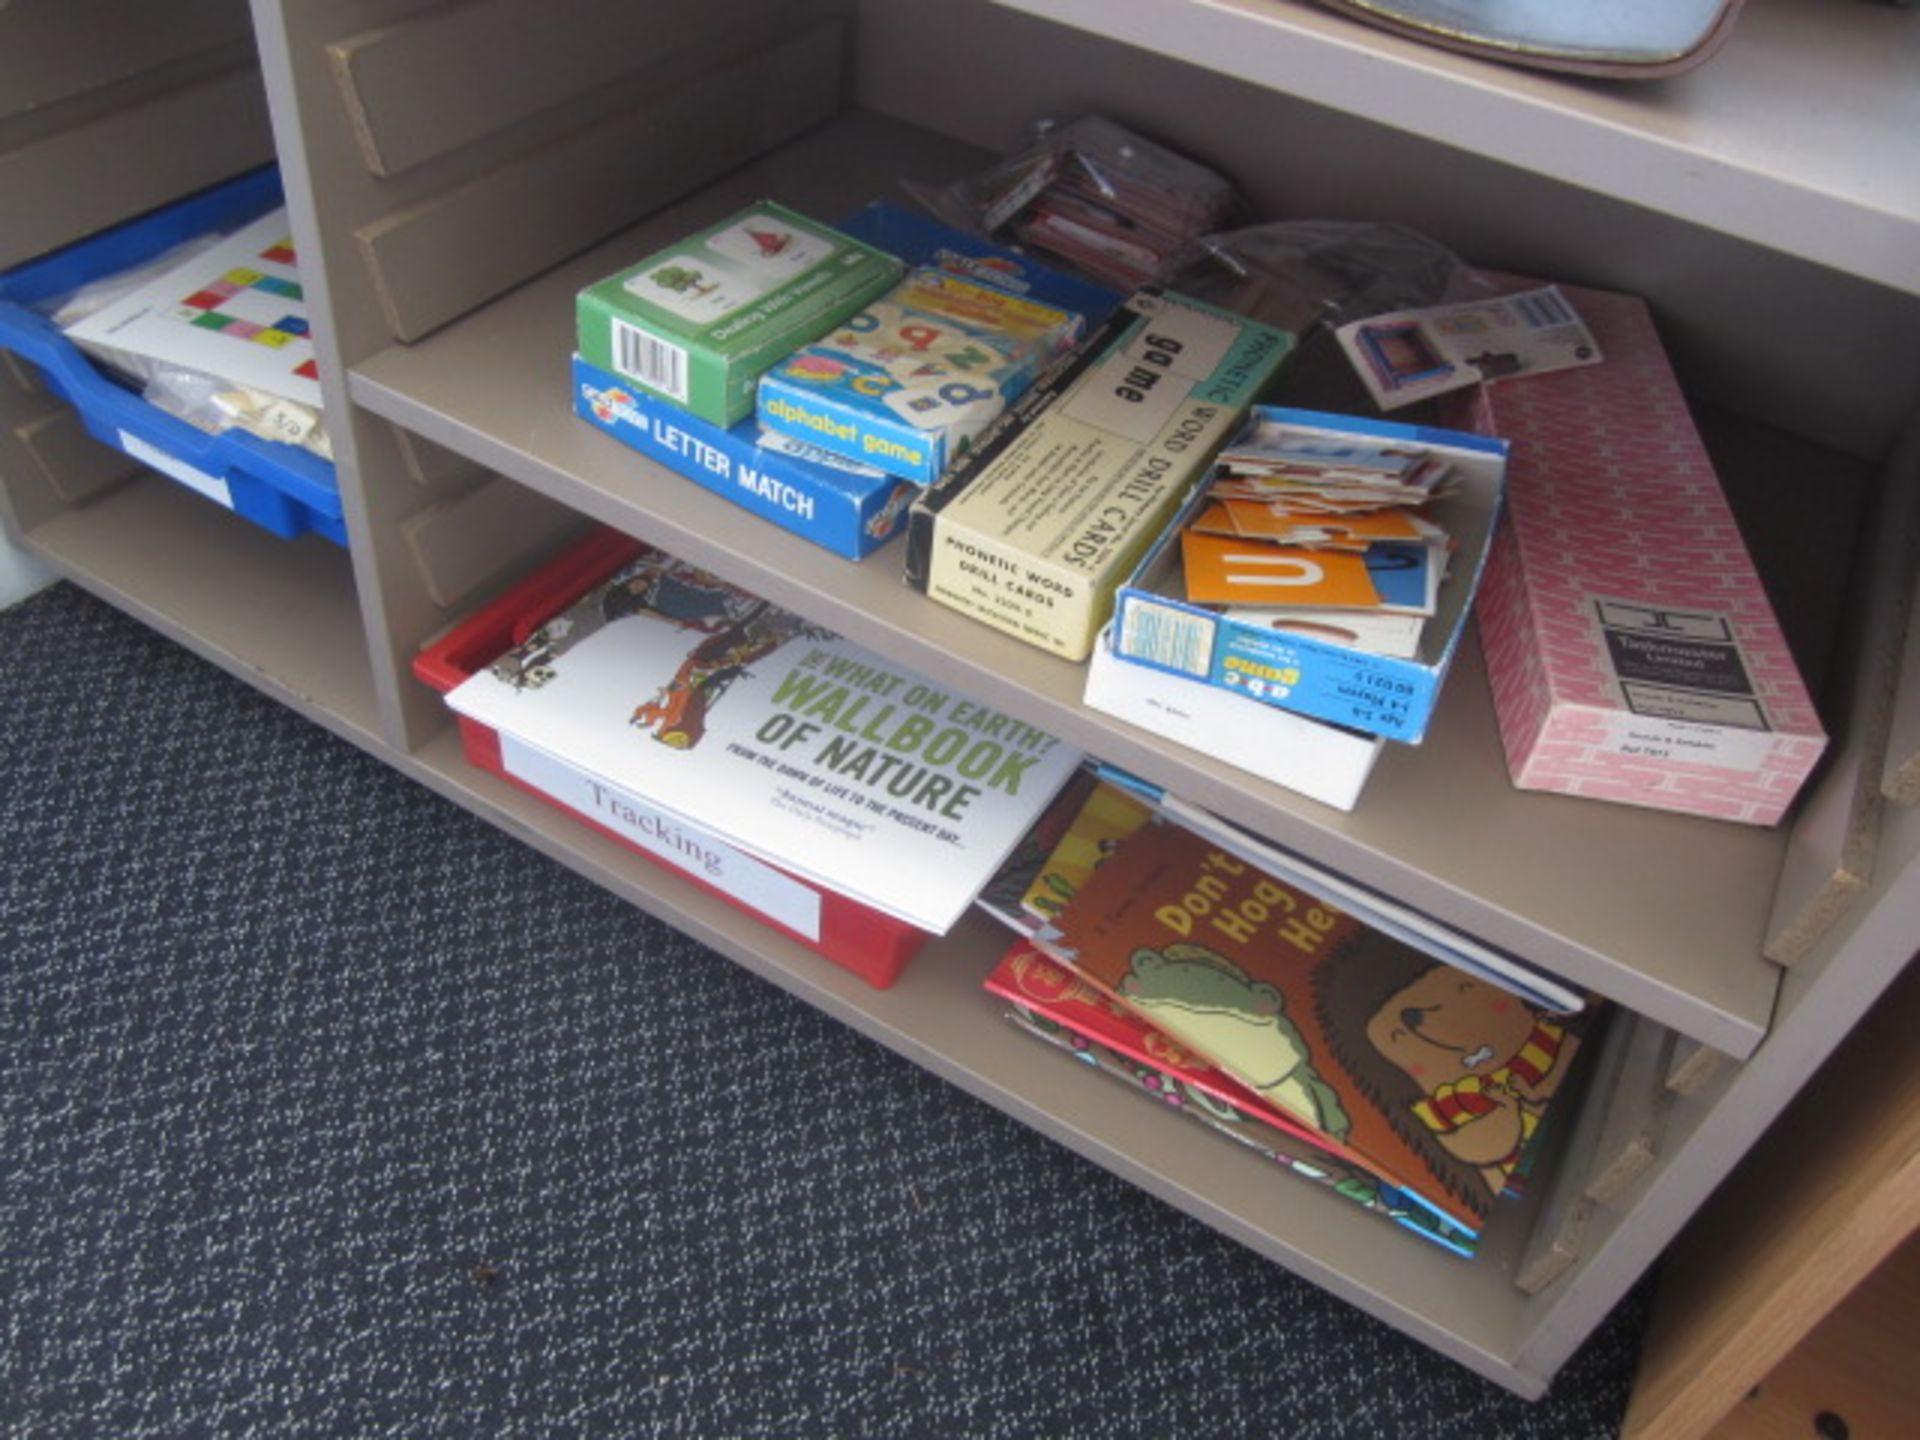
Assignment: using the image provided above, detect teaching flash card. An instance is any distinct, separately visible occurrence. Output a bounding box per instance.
[1335,285,1602,411]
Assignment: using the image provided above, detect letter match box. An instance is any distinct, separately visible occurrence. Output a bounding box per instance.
[572,353,917,560]
[575,202,901,427]
[1458,281,1826,824]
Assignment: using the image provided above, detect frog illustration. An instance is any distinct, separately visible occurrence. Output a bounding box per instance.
[1119,943,1350,1140]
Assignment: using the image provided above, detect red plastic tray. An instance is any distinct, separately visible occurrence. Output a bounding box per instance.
[414,527,928,988]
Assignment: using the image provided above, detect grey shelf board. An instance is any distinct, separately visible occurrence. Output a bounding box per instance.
[351,110,1787,1058]
[991,0,1920,296]
[20,474,382,749]
[404,721,1557,1395]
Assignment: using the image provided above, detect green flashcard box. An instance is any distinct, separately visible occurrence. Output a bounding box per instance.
[576,202,902,427]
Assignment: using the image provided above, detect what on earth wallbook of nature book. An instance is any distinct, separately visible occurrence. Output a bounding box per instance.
[444,545,1083,935]
[1033,816,1594,1235]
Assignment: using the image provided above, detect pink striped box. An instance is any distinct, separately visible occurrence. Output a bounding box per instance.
[1461,282,1826,826]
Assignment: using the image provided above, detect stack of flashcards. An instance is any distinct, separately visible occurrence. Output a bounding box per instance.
[1176,418,1457,658]
[1204,430,1454,514]
[756,267,1084,484]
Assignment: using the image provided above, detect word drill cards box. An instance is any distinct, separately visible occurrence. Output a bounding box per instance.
[904,289,1292,662]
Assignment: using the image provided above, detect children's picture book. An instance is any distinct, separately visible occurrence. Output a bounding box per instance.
[61,207,322,410]
[1034,815,1594,1232]
[1015,776,1154,929]
[443,545,1083,935]
[985,939,1479,1253]
[973,766,1101,935]
[1151,789,1587,1014]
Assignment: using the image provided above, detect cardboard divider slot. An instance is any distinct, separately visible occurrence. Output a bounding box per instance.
[0,61,272,273]
[351,20,846,346]
[15,406,142,505]
[327,0,829,179]
[402,473,584,611]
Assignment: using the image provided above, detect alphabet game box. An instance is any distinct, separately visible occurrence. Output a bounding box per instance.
[755,267,1084,485]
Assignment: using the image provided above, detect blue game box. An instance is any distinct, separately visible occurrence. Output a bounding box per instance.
[571,203,1118,561]
[1110,408,1509,743]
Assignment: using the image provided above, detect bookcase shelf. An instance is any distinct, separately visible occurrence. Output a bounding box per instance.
[7,472,381,750]
[402,718,1554,1379]
[349,111,1795,1062]
[4,0,1916,1403]
[993,0,1920,296]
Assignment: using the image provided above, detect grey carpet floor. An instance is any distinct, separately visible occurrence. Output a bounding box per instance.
[2,580,1651,1438]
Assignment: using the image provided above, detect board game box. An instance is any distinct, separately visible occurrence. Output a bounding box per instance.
[571,202,1120,561]
[755,267,1084,484]
[573,354,917,560]
[575,201,900,427]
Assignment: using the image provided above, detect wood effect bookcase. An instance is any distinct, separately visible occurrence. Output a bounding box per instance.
[2,0,1916,1400]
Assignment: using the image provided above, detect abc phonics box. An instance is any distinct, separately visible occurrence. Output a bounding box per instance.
[575,201,900,427]
[1110,407,1507,743]
[1460,282,1826,824]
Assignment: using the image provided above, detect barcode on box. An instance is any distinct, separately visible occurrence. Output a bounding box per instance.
[612,319,689,403]
[1120,601,1213,678]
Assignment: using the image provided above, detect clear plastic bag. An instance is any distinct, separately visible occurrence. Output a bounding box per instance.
[144,362,333,460]
[40,234,223,333]
[910,114,1240,290]
[1156,220,1494,335]
[41,234,227,389]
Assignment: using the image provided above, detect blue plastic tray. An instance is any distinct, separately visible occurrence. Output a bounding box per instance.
[0,166,346,546]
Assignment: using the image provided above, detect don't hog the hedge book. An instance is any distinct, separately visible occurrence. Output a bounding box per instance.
[1034,816,1593,1235]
